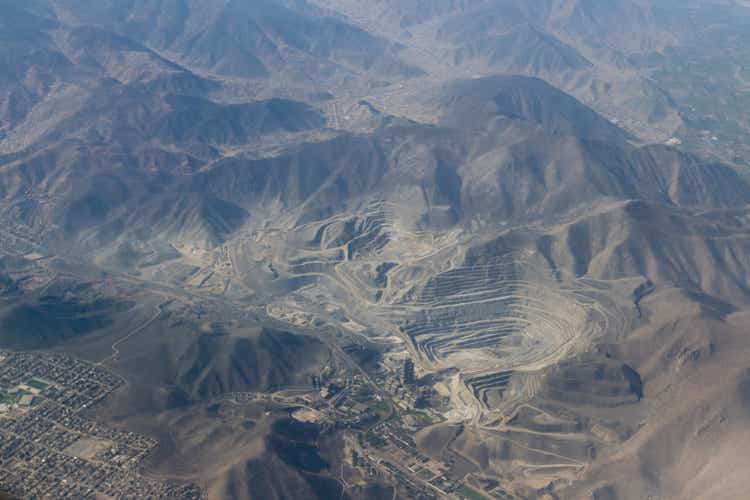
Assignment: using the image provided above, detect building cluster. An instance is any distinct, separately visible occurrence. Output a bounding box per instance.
[359,417,469,499]
[319,374,383,427]
[0,351,203,499]
[0,351,123,409]
[378,458,440,500]
[369,358,445,415]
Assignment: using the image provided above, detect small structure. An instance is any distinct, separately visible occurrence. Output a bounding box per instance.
[402,359,415,385]
[18,394,34,407]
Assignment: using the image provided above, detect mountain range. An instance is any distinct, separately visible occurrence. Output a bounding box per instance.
[1,1,750,499]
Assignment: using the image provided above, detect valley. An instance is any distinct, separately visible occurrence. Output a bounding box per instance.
[1,1,750,499]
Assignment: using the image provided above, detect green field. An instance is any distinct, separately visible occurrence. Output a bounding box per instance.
[0,392,22,405]
[26,379,49,390]
[458,485,490,500]
[364,430,387,448]
[372,401,392,420]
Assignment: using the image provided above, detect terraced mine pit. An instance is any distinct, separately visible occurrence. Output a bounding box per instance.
[255,203,632,425]
[4,2,750,498]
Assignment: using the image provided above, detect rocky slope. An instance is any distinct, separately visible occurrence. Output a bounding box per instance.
[1,1,750,499]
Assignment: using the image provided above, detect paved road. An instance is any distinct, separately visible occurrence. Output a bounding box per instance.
[97,302,166,367]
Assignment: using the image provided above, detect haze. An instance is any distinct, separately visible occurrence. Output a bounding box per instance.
[0,1,749,499]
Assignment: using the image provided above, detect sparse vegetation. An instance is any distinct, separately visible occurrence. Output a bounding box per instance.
[0,1,749,498]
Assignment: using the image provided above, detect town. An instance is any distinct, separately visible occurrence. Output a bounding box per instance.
[0,350,202,499]
[0,343,518,500]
